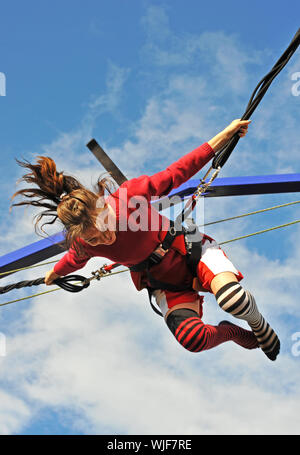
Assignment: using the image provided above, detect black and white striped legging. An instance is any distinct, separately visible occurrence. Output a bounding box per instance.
[215,282,280,361]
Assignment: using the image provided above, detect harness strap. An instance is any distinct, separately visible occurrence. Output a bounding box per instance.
[146,288,164,317]
[130,222,203,317]
[184,224,203,277]
[130,221,181,273]
[145,271,191,293]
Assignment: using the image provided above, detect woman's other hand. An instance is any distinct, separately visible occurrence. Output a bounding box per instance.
[44,268,61,285]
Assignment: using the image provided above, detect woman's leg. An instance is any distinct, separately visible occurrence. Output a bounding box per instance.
[166,307,258,353]
[195,236,280,361]
[152,290,259,353]
[210,272,280,361]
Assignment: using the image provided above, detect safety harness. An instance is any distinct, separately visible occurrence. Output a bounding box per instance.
[129,220,203,316]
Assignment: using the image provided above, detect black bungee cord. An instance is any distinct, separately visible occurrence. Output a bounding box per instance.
[0,274,90,295]
[212,28,300,170]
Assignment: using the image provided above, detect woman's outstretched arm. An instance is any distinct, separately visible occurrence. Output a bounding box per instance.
[125,119,251,200]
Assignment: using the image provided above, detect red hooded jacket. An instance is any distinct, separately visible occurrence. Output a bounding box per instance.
[53,142,215,296]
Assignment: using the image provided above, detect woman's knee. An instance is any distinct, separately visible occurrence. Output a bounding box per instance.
[210,271,238,296]
[166,309,208,353]
[212,278,257,322]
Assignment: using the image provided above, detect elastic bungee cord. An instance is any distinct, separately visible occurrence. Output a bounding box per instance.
[212,27,300,170]
[0,262,121,296]
[167,28,300,230]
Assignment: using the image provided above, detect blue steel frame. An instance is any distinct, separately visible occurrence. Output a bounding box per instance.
[1,173,300,279]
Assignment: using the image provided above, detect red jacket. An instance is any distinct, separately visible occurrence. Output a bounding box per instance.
[53,142,215,291]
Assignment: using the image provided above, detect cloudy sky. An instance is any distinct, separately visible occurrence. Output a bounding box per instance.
[0,0,300,435]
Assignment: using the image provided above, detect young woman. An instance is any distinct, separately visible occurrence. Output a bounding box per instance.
[11,119,280,361]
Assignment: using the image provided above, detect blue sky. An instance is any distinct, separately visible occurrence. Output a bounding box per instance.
[0,0,300,435]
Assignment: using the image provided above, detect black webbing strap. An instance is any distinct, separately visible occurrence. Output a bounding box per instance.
[146,288,164,317]
[184,226,203,277]
[130,221,181,273]
[145,271,191,292]
[130,222,203,317]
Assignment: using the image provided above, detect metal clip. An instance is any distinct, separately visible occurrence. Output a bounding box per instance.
[91,270,102,281]
[196,166,221,198]
[169,226,177,236]
[157,243,169,254]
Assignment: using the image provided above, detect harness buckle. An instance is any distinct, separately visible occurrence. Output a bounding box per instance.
[149,244,169,265]
[157,243,169,254]
[169,226,177,236]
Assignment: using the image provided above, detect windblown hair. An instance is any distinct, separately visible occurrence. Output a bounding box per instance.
[10,156,115,257]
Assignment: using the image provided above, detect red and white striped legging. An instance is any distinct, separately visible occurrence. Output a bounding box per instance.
[166,308,258,352]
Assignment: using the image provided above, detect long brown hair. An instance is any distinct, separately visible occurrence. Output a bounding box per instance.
[10,156,115,257]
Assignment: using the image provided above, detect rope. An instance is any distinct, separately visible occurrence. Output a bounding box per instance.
[0,287,61,307]
[0,277,45,294]
[219,219,300,246]
[0,268,129,307]
[0,274,90,296]
[0,260,59,277]
[200,200,300,227]
[2,199,300,278]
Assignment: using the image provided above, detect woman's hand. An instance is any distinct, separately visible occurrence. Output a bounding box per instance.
[223,119,251,139]
[208,119,251,153]
[44,268,61,285]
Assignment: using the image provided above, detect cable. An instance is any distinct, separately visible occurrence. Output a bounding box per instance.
[0,260,59,278]
[219,219,300,245]
[200,200,300,227]
[1,218,300,307]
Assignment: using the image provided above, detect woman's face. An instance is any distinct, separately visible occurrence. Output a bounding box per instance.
[82,204,117,246]
[82,226,116,246]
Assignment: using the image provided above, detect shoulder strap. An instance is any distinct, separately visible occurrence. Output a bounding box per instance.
[147,287,163,317]
[184,224,203,277]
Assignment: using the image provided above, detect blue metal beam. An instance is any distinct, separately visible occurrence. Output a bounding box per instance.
[1,173,300,278]
[0,233,65,278]
[153,173,300,208]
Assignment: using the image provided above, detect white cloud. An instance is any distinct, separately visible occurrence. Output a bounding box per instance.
[88,61,130,113]
[0,389,31,435]
[2,265,300,435]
